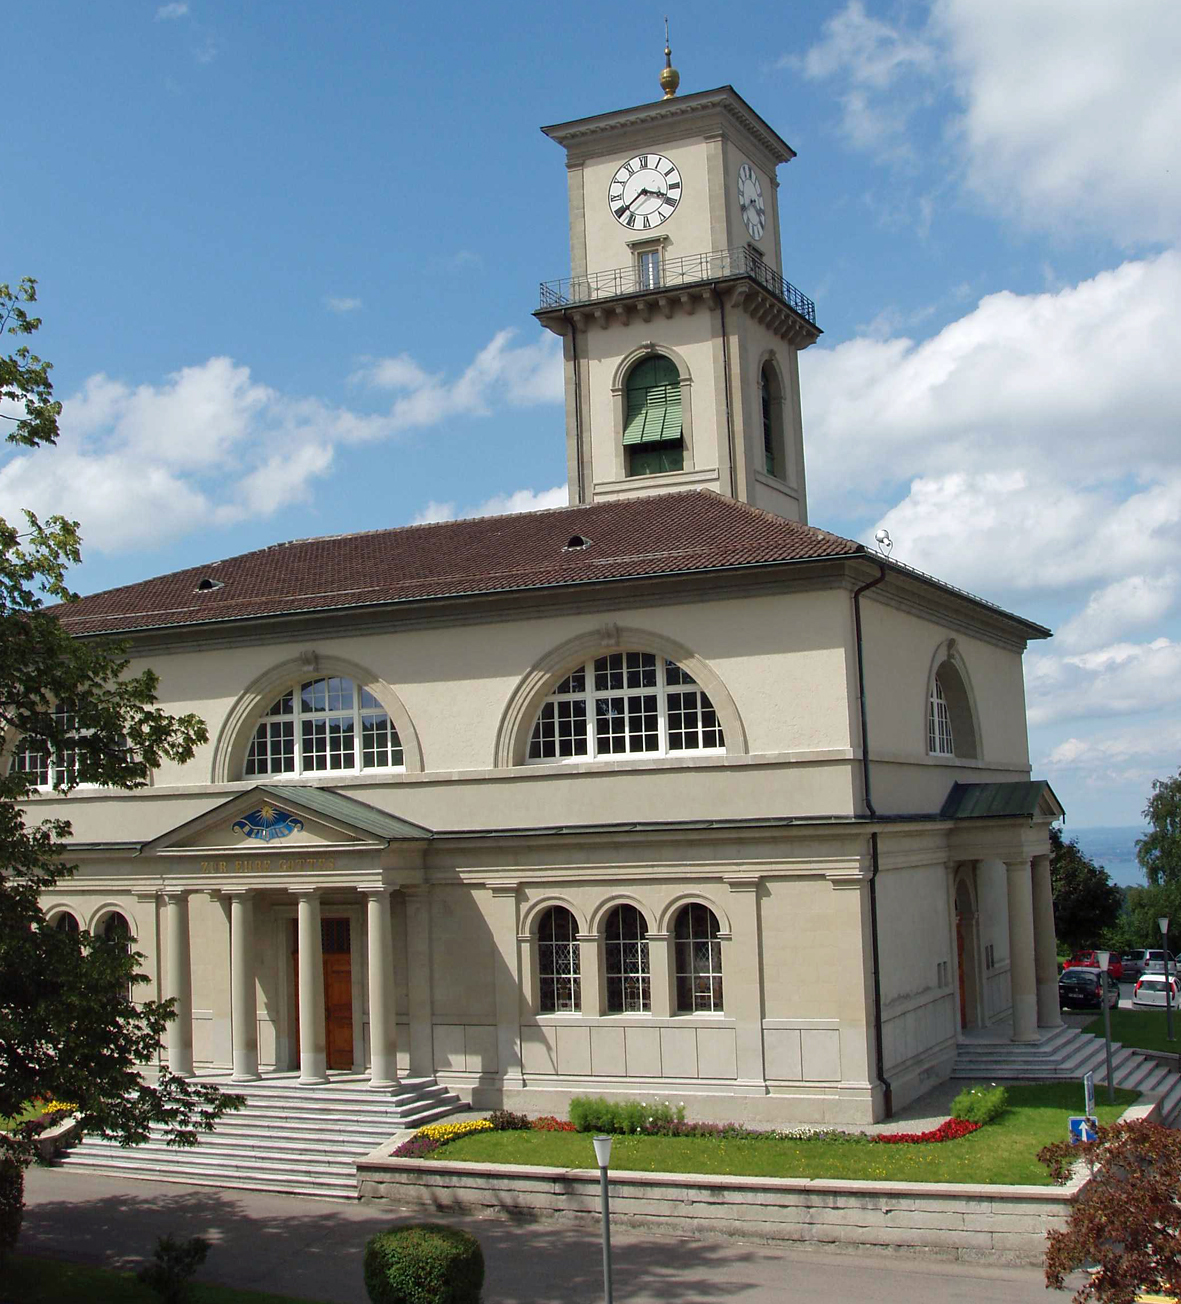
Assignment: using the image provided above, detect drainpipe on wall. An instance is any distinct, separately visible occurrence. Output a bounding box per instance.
[853,557,893,1118]
[717,293,738,499]
[566,311,585,504]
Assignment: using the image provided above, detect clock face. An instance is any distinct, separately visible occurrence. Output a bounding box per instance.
[608,154,682,231]
[738,162,766,240]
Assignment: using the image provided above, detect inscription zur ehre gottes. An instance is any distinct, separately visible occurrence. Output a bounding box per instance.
[199,857,336,874]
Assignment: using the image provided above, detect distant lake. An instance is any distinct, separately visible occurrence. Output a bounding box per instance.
[1067,825,1148,889]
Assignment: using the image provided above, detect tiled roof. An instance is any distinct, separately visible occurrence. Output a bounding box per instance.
[55,491,863,637]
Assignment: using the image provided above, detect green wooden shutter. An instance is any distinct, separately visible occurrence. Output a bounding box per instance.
[623,357,683,445]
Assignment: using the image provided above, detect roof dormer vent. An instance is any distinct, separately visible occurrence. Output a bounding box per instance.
[195,577,225,592]
[564,534,592,552]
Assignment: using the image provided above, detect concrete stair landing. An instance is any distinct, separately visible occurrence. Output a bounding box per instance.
[56,1073,466,1199]
[952,1023,1181,1123]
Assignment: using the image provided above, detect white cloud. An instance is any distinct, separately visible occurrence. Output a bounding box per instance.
[324,296,362,314]
[0,328,564,555]
[797,1,936,153]
[1027,638,1181,727]
[1042,724,1181,800]
[1056,575,1179,653]
[935,0,1181,243]
[353,328,563,430]
[801,251,1181,595]
[155,2,188,18]
[414,485,568,526]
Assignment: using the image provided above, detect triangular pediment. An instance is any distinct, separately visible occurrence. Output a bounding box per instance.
[140,785,433,857]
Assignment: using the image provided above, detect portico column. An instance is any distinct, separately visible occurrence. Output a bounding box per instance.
[404,887,434,1078]
[1005,859,1040,1043]
[161,891,194,1078]
[227,891,259,1081]
[294,890,327,1085]
[1031,854,1063,1029]
[363,888,399,1089]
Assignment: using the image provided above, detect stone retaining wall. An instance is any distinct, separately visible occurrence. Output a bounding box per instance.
[357,1158,1082,1265]
[358,1099,1159,1265]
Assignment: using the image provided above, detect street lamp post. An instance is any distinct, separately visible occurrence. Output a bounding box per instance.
[1097,950,1116,1104]
[593,1134,614,1304]
[1160,917,1175,1043]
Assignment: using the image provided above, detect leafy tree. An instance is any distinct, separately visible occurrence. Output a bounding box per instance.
[1041,1120,1181,1304]
[1050,825,1123,953]
[0,278,240,1258]
[1138,770,1181,887]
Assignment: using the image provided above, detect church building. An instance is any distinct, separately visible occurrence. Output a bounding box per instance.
[32,64,1062,1125]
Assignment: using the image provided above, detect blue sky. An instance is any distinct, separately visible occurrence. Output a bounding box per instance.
[4,1,1180,827]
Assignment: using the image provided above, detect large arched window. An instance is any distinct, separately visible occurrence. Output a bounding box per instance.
[674,904,723,1013]
[604,905,650,1013]
[527,653,724,762]
[623,355,683,477]
[54,911,81,934]
[927,661,978,760]
[537,906,581,1013]
[243,676,403,778]
[10,702,84,788]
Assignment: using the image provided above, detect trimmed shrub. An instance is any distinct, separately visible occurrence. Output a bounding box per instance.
[136,1235,210,1304]
[568,1096,685,1134]
[488,1109,531,1131]
[951,1084,1008,1126]
[364,1223,484,1304]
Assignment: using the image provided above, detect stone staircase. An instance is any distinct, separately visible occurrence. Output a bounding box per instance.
[56,1075,466,1199]
[952,1023,1181,1123]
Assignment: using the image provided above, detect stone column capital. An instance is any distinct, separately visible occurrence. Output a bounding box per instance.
[288,886,324,899]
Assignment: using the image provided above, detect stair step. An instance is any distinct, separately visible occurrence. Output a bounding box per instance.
[57,1075,467,1198]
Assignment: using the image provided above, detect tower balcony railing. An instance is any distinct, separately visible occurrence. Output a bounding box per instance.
[538,246,816,325]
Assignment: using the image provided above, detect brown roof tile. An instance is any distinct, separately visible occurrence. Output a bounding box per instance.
[54,491,863,637]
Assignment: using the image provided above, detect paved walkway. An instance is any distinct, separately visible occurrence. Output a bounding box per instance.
[23,1167,1077,1303]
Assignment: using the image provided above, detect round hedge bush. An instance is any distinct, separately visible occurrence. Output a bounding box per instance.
[364,1223,484,1304]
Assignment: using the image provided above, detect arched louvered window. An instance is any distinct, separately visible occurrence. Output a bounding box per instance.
[537,906,581,1013]
[604,905,650,1013]
[527,652,725,762]
[623,356,684,477]
[243,677,403,778]
[674,904,723,1012]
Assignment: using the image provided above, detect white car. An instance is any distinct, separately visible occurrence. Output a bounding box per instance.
[1132,972,1179,1007]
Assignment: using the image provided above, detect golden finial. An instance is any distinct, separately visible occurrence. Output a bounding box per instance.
[660,17,680,98]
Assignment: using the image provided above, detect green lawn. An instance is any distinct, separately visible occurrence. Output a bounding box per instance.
[0,1102,45,1132]
[437,1083,1138,1186]
[1085,1008,1181,1058]
[4,1255,325,1304]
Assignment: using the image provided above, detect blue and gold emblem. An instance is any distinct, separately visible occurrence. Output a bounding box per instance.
[232,802,304,843]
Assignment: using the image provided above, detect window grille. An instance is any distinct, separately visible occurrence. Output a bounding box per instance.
[537,906,581,1013]
[528,654,724,762]
[928,676,955,756]
[674,904,723,1012]
[604,904,650,1013]
[244,677,403,778]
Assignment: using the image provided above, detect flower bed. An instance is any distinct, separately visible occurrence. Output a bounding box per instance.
[393,1093,991,1159]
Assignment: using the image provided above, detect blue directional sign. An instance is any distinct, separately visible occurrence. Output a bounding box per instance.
[1069,1115,1098,1144]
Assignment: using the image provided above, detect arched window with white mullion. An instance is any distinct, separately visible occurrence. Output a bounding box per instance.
[527,652,724,763]
[243,676,404,779]
[537,906,581,1013]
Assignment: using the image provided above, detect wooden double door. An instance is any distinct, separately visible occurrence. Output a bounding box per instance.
[293,917,354,1070]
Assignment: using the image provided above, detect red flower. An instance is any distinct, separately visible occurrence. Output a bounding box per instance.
[875,1118,981,1145]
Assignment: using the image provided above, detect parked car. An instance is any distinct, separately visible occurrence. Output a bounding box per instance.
[1141,949,1176,975]
[1133,973,1180,1008]
[1059,968,1120,1010]
[1062,950,1124,981]
[1123,951,1149,981]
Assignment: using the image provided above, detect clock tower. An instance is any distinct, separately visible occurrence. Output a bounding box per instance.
[536,65,821,522]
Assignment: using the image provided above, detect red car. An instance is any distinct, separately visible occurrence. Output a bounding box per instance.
[1062,950,1123,981]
